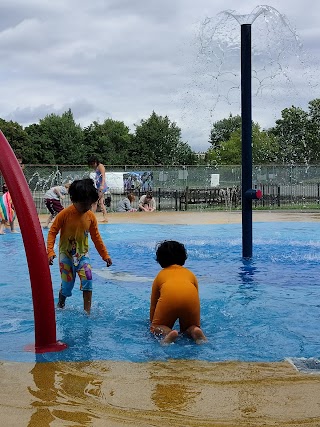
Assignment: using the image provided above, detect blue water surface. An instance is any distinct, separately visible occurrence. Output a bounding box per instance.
[1,221,320,363]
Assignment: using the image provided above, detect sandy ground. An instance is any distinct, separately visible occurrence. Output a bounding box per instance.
[2,210,320,426]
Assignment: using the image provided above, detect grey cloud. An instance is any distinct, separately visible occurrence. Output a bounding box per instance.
[4,99,99,126]
[0,0,319,152]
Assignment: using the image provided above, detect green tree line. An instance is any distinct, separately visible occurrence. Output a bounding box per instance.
[206,99,320,165]
[0,110,196,166]
[1,99,320,165]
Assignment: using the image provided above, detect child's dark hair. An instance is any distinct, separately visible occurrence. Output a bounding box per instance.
[155,240,187,268]
[69,179,99,204]
[87,155,100,165]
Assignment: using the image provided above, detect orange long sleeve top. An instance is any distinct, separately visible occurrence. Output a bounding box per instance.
[47,204,109,263]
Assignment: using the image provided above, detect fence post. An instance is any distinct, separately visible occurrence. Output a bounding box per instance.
[277,186,281,207]
[185,186,189,211]
[158,187,161,211]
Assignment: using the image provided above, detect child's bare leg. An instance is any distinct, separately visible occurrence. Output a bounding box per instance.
[83,290,92,314]
[0,221,5,234]
[185,325,207,344]
[45,214,53,228]
[152,325,179,344]
[57,291,66,309]
[10,221,19,233]
[100,198,108,221]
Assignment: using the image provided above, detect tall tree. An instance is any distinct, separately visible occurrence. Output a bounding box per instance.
[0,119,31,161]
[24,123,56,164]
[209,114,242,149]
[84,119,132,165]
[132,111,196,165]
[31,109,85,164]
[206,123,278,165]
[306,99,320,163]
[271,106,309,164]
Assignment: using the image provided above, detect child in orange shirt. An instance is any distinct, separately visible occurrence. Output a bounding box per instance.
[150,240,207,345]
[47,179,112,314]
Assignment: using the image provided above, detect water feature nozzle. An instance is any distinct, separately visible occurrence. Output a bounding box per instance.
[244,189,262,200]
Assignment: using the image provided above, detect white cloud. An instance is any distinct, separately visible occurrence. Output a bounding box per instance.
[0,0,319,153]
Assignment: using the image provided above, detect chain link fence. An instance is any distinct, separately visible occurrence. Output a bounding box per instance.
[1,164,320,213]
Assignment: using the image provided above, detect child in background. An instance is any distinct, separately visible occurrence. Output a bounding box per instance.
[150,240,207,345]
[43,183,70,228]
[47,179,112,314]
[0,184,18,234]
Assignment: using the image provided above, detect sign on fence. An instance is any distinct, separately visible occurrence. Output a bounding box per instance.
[90,171,153,193]
[210,174,220,187]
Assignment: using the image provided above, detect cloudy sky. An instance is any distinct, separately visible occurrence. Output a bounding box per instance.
[1,1,319,152]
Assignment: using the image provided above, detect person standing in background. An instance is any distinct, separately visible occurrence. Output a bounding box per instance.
[87,156,108,222]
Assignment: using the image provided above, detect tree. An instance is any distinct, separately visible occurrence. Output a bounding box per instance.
[206,123,278,165]
[132,111,196,165]
[270,106,309,164]
[306,99,320,163]
[84,119,132,165]
[29,109,85,164]
[209,114,242,149]
[0,119,32,161]
[24,123,56,164]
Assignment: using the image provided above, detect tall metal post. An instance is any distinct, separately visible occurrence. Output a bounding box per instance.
[241,24,253,258]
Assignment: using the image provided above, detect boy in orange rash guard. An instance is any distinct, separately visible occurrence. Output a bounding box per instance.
[150,240,207,345]
[47,179,112,314]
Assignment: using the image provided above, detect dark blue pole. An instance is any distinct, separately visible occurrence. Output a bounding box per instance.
[241,24,252,259]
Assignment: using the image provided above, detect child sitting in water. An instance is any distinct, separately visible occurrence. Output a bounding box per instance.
[150,240,207,345]
[47,179,112,314]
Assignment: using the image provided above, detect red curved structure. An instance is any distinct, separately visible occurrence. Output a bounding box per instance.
[0,131,67,353]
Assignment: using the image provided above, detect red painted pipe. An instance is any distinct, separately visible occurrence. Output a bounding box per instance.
[0,131,67,353]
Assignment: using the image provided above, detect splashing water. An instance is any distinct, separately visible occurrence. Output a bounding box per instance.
[1,222,320,365]
[181,5,319,141]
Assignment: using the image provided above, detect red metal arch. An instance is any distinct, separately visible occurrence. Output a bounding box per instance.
[0,131,67,353]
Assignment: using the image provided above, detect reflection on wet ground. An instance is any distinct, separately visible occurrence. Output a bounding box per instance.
[2,359,320,426]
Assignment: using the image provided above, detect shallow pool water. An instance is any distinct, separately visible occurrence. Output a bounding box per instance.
[1,222,320,363]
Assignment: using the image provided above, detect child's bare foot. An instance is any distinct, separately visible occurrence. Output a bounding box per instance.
[161,330,179,345]
[11,230,19,233]
[192,327,207,344]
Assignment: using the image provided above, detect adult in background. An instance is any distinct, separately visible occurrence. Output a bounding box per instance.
[87,156,108,222]
[117,193,137,212]
[138,191,156,212]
